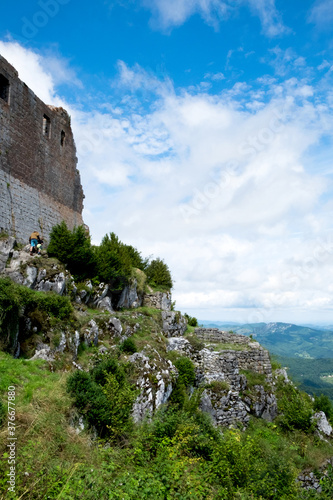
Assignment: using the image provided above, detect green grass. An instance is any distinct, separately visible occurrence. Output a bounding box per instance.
[240,369,270,391]
[209,342,249,351]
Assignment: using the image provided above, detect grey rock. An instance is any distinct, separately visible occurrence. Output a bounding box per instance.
[275,368,290,383]
[55,332,67,353]
[23,265,38,288]
[96,296,114,313]
[312,411,333,436]
[143,291,172,311]
[108,317,123,337]
[129,349,177,422]
[0,236,16,272]
[117,279,143,309]
[36,271,66,295]
[162,311,187,337]
[167,337,193,355]
[84,320,99,346]
[30,344,55,362]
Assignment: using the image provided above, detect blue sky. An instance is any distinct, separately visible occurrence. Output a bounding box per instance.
[1,0,333,324]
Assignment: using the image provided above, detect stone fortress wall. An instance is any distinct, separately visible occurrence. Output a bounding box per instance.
[194,327,272,376]
[0,54,84,244]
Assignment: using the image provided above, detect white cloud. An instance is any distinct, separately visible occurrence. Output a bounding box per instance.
[246,0,290,37]
[0,41,81,104]
[309,0,333,27]
[204,71,225,81]
[0,41,58,103]
[2,42,333,323]
[141,0,288,36]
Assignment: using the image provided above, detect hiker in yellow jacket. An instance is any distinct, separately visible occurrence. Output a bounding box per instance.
[29,231,43,256]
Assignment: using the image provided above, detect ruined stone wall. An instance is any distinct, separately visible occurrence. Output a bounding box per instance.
[194,328,251,345]
[194,328,272,376]
[143,291,172,311]
[0,54,84,243]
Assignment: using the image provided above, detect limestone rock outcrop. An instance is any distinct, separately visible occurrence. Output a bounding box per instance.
[312,411,333,437]
[162,311,187,337]
[143,291,171,311]
[117,278,143,309]
[129,349,177,422]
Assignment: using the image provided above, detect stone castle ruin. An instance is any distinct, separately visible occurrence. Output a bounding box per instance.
[0,54,84,244]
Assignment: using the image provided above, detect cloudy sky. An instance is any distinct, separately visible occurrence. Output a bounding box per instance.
[1,0,333,324]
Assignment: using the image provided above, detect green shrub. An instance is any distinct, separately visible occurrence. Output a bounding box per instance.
[170,357,196,407]
[48,221,96,282]
[94,232,148,292]
[277,384,314,433]
[120,337,137,354]
[321,465,333,497]
[102,371,139,439]
[174,357,196,387]
[67,357,138,439]
[184,313,198,327]
[146,258,173,289]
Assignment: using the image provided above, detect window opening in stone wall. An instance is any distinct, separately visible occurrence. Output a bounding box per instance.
[0,74,10,103]
[61,130,65,146]
[43,114,51,138]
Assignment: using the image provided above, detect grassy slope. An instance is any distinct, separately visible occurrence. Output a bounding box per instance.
[0,309,333,499]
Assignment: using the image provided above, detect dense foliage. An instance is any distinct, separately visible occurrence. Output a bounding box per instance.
[67,357,138,440]
[277,383,315,432]
[94,232,147,291]
[145,258,173,289]
[47,222,96,282]
[184,313,199,327]
[119,337,137,354]
[47,223,172,292]
[169,357,196,407]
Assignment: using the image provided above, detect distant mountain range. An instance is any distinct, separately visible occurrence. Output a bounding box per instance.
[198,320,333,359]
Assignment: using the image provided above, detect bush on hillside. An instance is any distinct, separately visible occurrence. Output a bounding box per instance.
[47,224,173,296]
[184,313,198,327]
[277,384,314,433]
[146,258,173,289]
[119,337,137,354]
[0,277,72,328]
[67,357,138,439]
[94,233,148,292]
[47,221,96,282]
[170,357,196,407]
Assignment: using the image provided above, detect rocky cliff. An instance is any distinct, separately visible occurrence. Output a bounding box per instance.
[0,235,293,430]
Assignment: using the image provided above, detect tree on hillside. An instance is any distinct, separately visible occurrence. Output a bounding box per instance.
[146,258,173,289]
[94,232,148,291]
[47,221,96,282]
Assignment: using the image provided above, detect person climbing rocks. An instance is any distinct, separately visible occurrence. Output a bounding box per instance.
[29,231,43,256]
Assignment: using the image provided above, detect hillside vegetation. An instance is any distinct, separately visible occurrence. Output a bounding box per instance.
[0,226,333,499]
